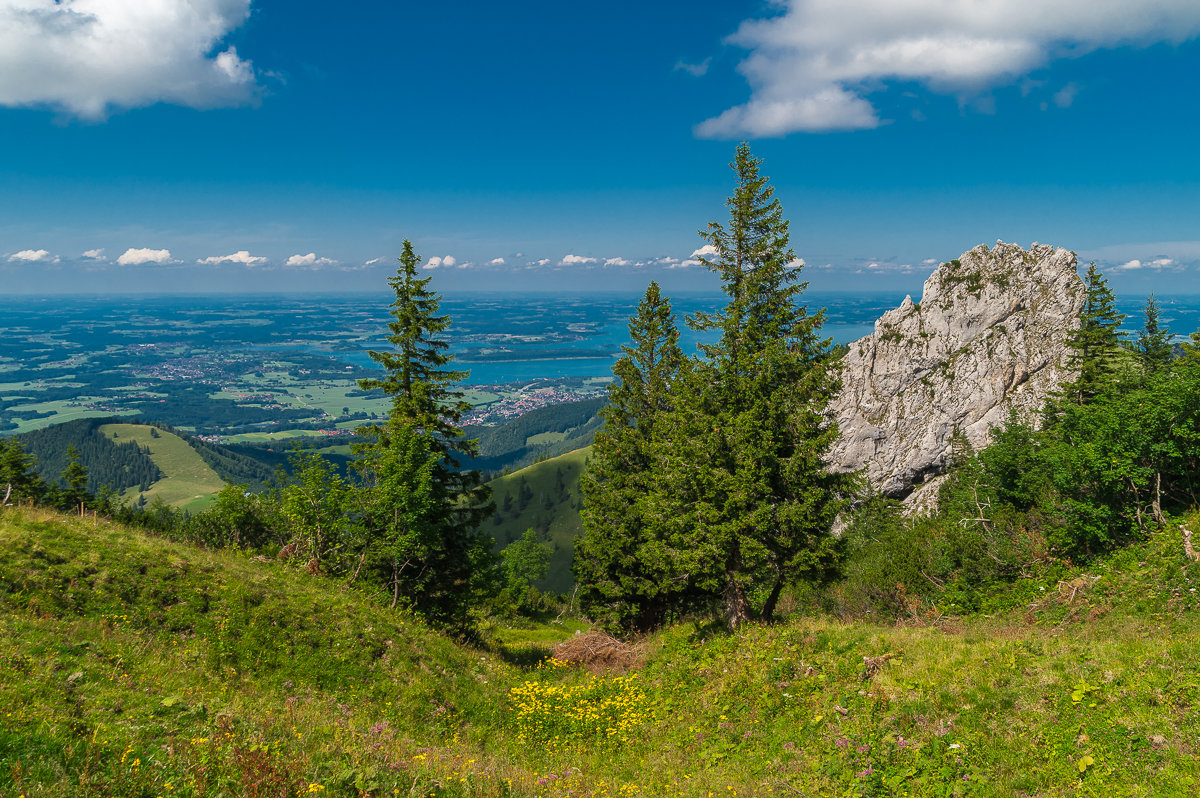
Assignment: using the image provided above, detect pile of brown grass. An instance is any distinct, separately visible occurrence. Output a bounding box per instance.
[552,631,640,674]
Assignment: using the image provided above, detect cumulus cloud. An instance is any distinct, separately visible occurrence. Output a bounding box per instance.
[285,252,336,268]
[199,250,268,266]
[80,248,106,260]
[1114,257,1176,271]
[857,260,915,274]
[0,0,259,119]
[604,257,631,267]
[489,257,506,265]
[117,247,172,265]
[698,0,1200,137]
[8,248,56,262]
[560,254,599,265]
[364,257,385,266]
[691,244,719,259]
[422,255,459,270]
[527,258,551,268]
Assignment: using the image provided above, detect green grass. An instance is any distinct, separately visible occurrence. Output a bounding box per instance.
[99,423,225,511]
[526,431,567,446]
[486,447,590,594]
[4,505,1200,796]
[0,506,514,797]
[8,404,138,435]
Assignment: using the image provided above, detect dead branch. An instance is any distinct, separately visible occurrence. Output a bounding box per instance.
[1183,527,1199,563]
[553,631,639,674]
[861,652,898,681]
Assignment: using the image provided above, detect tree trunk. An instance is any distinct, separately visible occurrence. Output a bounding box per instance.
[1152,472,1164,525]
[723,572,751,629]
[760,577,785,622]
[390,561,400,610]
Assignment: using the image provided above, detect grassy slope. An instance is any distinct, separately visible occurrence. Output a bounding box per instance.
[3,507,1200,796]
[486,447,589,594]
[98,423,225,512]
[0,507,513,797]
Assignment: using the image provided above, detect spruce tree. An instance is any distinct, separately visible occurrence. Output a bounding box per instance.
[1061,262,1125,405]
[57,445,90,511]
[671,143,848,627]
[1135,294,1172,373]
[577,281,686,631]
[355,240,494,627]
[0,439,42,506]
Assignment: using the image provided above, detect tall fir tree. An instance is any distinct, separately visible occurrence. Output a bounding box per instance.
[1060,262,1125,406]
[57,444,90,512]
[669,143,849,627]
[1135,294,1172,373]
[0,438,42,506]
[576,281,686,631]
[355,240,494,628]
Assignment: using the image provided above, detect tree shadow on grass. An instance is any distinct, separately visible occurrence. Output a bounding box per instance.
[494,642,554,670]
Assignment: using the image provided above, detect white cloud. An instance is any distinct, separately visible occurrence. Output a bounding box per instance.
[1115,257,1176,271]
[364,257,385,266]
[785,257,806,269]
[8,248,56,262]
[285,252,337,268]
[527,258,551,268]
[199,250,268,266]
[489,257,506,265]
[0,0,259,119]
[117,247,172,265]
[422,255,458,270]
[854,260,914,274]
[674,57,711,77]
[604,257,631,267]
[699,0,1200,137]
[80,248,106,260]
[691,244,719,259]
[560,254,599,265]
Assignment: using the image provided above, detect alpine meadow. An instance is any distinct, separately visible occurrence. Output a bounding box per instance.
[6,136,1200,798]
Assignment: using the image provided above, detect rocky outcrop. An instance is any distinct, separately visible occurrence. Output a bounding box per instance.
[827,241,1084,506]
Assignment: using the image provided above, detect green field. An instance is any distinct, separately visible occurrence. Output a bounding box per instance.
[8,404,138,434]
[99,423,226,511]
[486,447,590,594]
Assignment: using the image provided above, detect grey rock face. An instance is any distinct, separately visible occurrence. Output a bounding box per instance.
[826,241,1084,503]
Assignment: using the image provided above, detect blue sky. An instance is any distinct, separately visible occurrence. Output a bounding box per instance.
[1,0,1199,296]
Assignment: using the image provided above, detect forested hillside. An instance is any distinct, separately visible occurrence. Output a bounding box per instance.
[14,417,163,494]
[464,397,603,474]
[485,447,589,594]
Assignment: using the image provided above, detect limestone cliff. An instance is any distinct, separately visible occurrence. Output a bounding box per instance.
[826,241,1084,506]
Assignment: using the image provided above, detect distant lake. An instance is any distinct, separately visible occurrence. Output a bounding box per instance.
[343,291,898,385]
[3,289,1196,388]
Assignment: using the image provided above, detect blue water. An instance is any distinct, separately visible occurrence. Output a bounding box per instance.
[335,292,893,385]
[3,289,1195,389]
